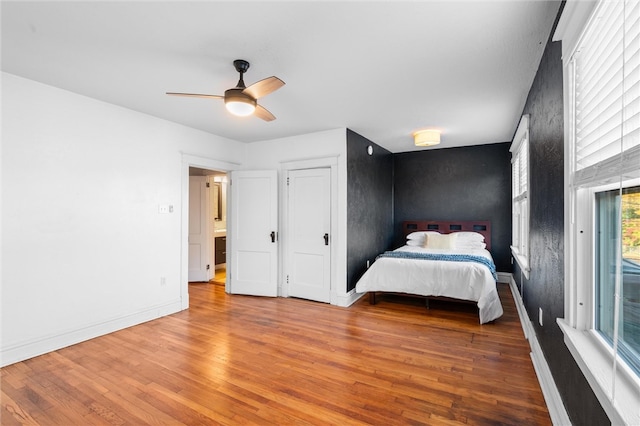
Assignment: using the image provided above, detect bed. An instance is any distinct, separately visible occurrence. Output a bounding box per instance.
[355,220,503,324]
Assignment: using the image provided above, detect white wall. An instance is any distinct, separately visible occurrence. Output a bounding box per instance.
[243,129,350,301]
[243,129,346,170]
[1,73,245,366]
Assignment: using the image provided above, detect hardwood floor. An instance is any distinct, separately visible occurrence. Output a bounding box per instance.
[211,268,226,285]
[1,283,550,425]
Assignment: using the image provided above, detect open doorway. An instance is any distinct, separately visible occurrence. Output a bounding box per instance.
[180,154,238,310]
[188,167,227,286]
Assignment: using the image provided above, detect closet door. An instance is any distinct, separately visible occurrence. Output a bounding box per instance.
[287,168,331,303]
[229,170,278,296]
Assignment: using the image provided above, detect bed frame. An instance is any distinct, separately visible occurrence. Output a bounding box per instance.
[402,220,491,251]
[369,220,492,306]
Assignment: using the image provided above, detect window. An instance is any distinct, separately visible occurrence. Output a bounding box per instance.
[556,0,640,423]
[596,186,640,376]
[511,115,530,277]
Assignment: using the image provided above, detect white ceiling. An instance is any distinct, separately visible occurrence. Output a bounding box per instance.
[1,1,561,153]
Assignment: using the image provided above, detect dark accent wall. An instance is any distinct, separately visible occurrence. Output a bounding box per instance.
[393,143,512,271]
[346,129,394,291]
[513,8,610,425]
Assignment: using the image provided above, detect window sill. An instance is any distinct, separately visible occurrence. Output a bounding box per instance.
[510,246,530,279]
[557,318,640,425]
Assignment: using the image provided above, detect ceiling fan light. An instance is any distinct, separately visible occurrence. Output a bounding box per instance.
[224,88,257,117]
[225,100,256,116]
[413,129,441,147]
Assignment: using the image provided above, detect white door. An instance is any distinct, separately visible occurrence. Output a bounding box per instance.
[188,176,210,282]
[287,168,331,303]
[229,170,278,296]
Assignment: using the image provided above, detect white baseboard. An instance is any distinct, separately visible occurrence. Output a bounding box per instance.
[496,271,511,284]
[335,288,365,307]
[1,299,183,367]
[508,276,572,426]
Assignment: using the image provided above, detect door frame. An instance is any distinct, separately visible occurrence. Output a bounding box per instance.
[280,157,338,304]
[180,154,240,310]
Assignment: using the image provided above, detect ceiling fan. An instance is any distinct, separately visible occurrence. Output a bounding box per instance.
[166,59,284,121]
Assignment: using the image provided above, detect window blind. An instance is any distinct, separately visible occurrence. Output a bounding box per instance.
[511,115,529,200]
[572,0,640,187]
[519,138,528,196]
[513,156,520,197]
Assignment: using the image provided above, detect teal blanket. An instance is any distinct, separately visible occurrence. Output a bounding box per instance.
[377,251,497,281]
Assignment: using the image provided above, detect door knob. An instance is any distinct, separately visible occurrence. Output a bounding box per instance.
[324,233,329,245]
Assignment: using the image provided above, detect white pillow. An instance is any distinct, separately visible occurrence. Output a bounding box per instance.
[455,241,487,250]
[453,231,485,242]
[406,231,439,240]
[406,231,440,247]
[423,232,457,249]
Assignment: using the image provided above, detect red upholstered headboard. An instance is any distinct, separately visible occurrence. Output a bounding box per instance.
[402,220,491,251]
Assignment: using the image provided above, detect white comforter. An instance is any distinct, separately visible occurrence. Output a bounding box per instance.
[355,245,503,324]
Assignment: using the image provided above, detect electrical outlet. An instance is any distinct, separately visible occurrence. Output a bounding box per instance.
[160,276,167,287]
[539,307,543,326]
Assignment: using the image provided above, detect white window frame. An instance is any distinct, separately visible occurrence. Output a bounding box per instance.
[510,114,530,278]
[555,1,640,424]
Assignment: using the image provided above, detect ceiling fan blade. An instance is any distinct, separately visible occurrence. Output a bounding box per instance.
[166,92,223,99]
[243,76,285,99]
[254,104,276,122]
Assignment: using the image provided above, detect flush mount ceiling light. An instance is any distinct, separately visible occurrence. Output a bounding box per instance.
[413,129,441,147]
